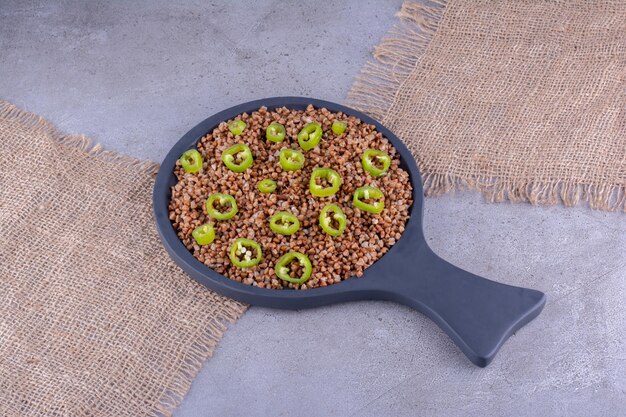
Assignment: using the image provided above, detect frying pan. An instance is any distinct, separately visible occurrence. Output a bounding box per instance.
[153,97,546,367]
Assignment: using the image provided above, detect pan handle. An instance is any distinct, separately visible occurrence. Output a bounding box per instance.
[372,243,546,367]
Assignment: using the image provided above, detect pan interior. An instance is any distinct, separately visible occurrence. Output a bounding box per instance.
[153,97,424,303]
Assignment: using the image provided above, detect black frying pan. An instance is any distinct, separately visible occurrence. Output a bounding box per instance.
[153,97,546,367]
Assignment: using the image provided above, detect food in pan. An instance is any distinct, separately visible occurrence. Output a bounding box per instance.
[309,167,341,197]
[275,251,312,284]
[257,178,277,193]
[205,193,238,221]
[228,119,247,136]
[180,149,203,173]
[297,122,323,150]
[269,211,300,236]
[265,122,286,143]
[191,223,215,246]
[229,238,262,268]
[319,204,346,237]
[279,148,305,171]
[362,149,391,177]
[353,186,385,214]
[331,120,347,135]
[169,105,412,289]
[221,143,253,173]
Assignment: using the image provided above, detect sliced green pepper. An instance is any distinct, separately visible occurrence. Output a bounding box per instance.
[309,167,341,197]
[279,148,305,171]
[257,178,277,193]
[229,238,262,268]
[362,149,391,177]
[319,204,347,237]
[206,193,238,220]
[229,119,247,136]
[192,223,215,245]
[269,211,300,236]
[266,122,286,143]
[222,143,253,173]
[179,149,203,173]
[331,120,347,135]
[297,122,322,151]
[353,186,385,214]
[275,251,312,284]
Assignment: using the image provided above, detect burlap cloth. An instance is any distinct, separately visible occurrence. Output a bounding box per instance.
[0,101,246,416]
[349,0,626,211]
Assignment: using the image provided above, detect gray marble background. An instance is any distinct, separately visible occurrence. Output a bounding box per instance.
[1,1,624,416]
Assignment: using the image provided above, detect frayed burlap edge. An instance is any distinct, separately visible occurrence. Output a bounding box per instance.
[149,309,246,417]
[347,0,446,122]
[423,173,626,211]
[0,100,160,176]
[0,99,248,417]
[347,1,626,212]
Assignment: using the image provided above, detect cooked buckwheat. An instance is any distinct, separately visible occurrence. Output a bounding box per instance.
[169,105,412,289]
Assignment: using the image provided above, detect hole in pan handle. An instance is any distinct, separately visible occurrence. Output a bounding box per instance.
[367,239,546,367]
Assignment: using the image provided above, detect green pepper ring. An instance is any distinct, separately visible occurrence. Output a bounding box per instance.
[229,119,247,136]
[229,238,262,268]
[266,122,286,143]
[222,143,253,173]
[309,167,341,197]
[362,148,391,177]
[179,149,203,173]
[297,122,323,151]
[319,204,347,237]
[331,120,347,135]
[269,211,300,236]
[279,148,305,171]
[353,186,385,214]
[257,178,277,193]
[191,223,215,246]
[275,251,313,284]
[206,193,238,220]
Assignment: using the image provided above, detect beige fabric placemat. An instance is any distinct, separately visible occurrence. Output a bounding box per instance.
[349,0,626,211]
[0,101,246,416]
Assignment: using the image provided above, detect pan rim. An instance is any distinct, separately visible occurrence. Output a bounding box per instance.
[153,96,424,306]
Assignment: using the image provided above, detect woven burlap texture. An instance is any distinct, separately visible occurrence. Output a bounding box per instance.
[0,101,246,417]
[349,0,626,211]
